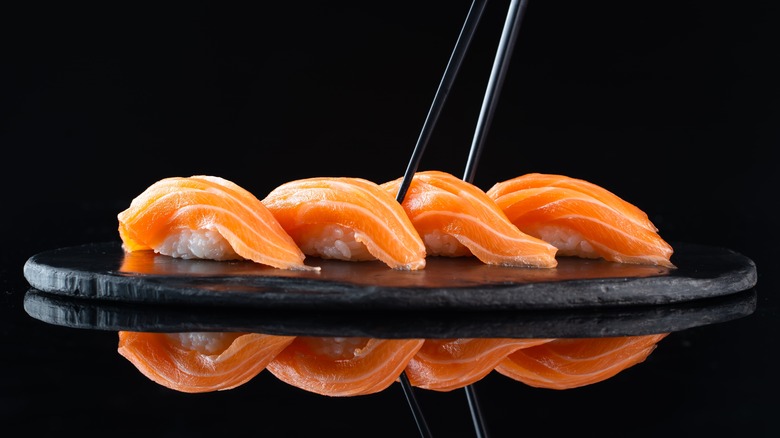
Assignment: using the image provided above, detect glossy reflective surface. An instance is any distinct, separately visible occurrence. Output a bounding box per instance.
[23,241,755,310]
[23,287,757,339]
[2,1,777,437]
[112,332,670,394]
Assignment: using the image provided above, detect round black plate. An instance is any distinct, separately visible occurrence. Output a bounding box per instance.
[23,241,757,311]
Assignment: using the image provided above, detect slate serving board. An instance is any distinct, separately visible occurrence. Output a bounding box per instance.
[23,241,758,311]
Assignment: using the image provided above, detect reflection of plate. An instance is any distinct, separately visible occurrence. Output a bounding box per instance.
[23,241,757,310]
[23,287,757,338]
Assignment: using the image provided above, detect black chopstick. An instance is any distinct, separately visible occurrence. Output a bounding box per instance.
[463,0,530,184]
[395,2,489,437]
[461,1,530,433]
[396,0,489,203]
[396,1,531,437]
[397,2,488,437]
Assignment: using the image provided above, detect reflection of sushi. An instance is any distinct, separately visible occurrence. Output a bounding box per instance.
[117,333,668,394]
[262,177,427,270]
[405,338,552,391]
[266,337,425,396]
[118,175,315,270]
[382,170,558,268]
[495,334,668,390]
[117,331,295,393]
[487,173,675,267]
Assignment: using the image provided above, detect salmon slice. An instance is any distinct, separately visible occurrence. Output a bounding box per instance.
[118,175,316,271]
[117,331,295,393]
[266,337,425,396]
[262,177,427,270]
[486,173,675,267]
[494,334,669,390]
[488,173,658,232]
[381,170,558,268]
[405,338,553,391]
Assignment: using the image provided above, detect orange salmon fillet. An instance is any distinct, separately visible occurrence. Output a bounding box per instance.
[494,334,669,390]
[118,175,315,271]
[405,338,553,391]
[117,331,295,393]
[487,173,675,267]
[382,170,558,268]
[262,177,427,270]
[266,337,425,397]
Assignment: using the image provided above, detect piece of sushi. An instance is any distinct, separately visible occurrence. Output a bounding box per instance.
[265,337,425,397]
[262,177,427,270]
[117,175,316,271]
[494,334,668,390]
[405,338,553,391]
[486,173,675,268]
[117,331,295,393]
[381,170,558,268]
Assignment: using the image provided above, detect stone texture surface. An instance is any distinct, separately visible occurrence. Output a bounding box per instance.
[23,241,757,311]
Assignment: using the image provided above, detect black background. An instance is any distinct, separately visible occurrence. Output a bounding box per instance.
[1,1,777,437]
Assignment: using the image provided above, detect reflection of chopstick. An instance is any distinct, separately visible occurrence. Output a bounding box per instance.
[394,1,532,437]
[396,2,488,435]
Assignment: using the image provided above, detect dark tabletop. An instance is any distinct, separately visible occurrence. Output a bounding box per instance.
[2,1,778,437]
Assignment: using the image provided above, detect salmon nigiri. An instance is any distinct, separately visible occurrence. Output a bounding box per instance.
[405,338,553,391]
[494,334,669,390]
[118,175,316,271]
[117,331,295,393]
[486,173,675,268]
[381,170,558,268]
[266,337,425,396]
[262,177,427,270]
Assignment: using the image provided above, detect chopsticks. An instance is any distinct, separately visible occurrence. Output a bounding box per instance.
[395,1,532,437]
[396,2,488,436]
